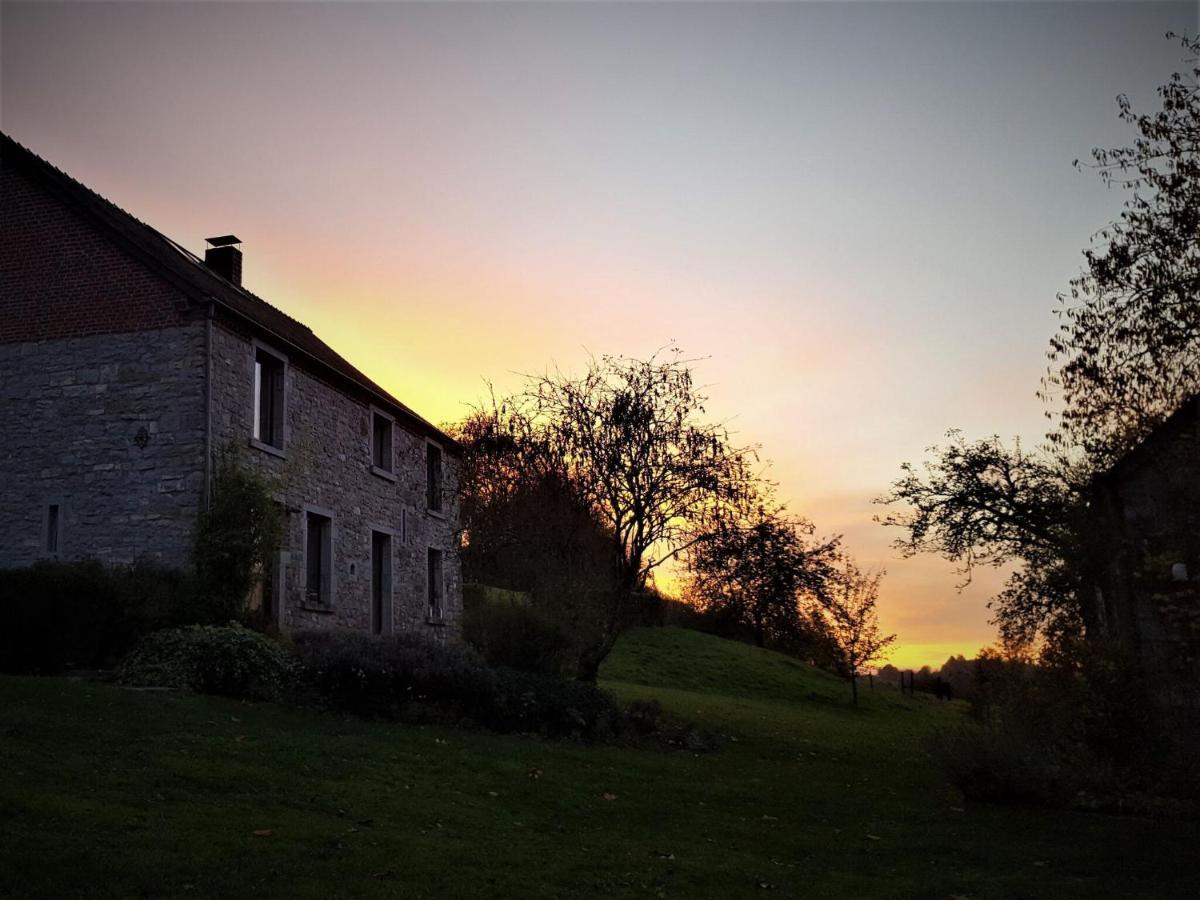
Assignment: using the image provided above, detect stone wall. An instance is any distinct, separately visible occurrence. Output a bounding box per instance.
[208,321,462,639]
[0,324,207,568]
[1097,434,1200,734]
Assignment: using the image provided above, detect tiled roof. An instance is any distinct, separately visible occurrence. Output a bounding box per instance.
[1,131,457,451]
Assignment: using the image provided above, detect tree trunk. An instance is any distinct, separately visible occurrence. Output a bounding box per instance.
[851,673,858,705]
[576,649,604,683]
[575,587,631,682]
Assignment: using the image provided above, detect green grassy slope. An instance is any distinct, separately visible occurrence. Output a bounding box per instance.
[0,628,1196,899]
[606,626,897,705]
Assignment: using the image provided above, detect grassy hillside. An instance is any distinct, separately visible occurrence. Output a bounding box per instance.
[0,627,1196,899]
[607,626,891,705]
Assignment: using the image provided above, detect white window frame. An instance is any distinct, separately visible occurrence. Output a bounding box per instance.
[302,504,336,609]
[250,339,288,458]
[369,406,397,481]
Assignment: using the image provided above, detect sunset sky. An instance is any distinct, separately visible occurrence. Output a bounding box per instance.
[4,1,1196,668]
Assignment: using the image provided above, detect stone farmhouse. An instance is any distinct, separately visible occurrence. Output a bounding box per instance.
[0,133,462,638]
[1089,398,1200,730]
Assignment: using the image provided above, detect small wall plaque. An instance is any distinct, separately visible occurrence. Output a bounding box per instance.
[134,426,150,449]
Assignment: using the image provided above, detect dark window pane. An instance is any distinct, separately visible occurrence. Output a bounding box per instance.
[255,351,285,449]
[46,504,59,554]
[373,414,391,470]
[426,444,443,511]
[306,512,331,606]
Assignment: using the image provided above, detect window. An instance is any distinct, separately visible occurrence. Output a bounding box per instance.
[426,442,443,512]
[305,510,333,607]
[427,547,444,619]
[371,410,393,474]
[253,347,285,450]
[44,503,62,557]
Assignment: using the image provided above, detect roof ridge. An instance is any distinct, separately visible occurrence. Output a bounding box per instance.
[2,131,314,335]
[1,130,454,449]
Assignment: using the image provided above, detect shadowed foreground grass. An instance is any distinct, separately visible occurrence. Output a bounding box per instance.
[1,627,1196,898]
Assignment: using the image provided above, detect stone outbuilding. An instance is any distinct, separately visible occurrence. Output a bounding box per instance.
[1089,398,1200,731]
[0,132,462,638]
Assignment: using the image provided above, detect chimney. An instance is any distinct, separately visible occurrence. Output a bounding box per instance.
[204,234,243,285]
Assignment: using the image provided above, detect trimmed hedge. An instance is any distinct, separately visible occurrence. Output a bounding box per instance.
[0,561,195,674]
[118,624,294,701]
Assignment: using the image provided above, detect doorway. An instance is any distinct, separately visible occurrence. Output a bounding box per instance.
[371,530,392,635]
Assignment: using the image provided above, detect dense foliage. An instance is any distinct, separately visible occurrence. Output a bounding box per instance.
[686,504,841,652]
[452,412,620,676]
[0,560,195,673]
[462,586,578,677]
[118,623,294,701]
[292,628,499,721]
[291,629,627,740]
[193,444,283,622]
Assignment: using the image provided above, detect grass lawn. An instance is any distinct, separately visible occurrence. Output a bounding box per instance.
[1,626,1196,899]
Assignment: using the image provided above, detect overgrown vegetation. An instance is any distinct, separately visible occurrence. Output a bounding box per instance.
[462,584,578,677]
[685,501,841,654]
[193,444,283,623]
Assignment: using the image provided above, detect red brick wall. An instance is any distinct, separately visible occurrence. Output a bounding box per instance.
[0,163,190,343]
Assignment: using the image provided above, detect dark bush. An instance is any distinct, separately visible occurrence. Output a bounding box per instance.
[293,629,628,740]
[464,599,576,677]
[0,560,195,674]
[928,724,1083,807]
[624,698,665,737]
[118,624,294,701]
[293,629,499,721]
[487,667,622,739]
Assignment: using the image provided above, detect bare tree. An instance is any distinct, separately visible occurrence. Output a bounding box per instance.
[465,349,758,680]
[822,562,896,705]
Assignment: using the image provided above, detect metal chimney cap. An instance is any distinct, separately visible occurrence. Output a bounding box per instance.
[205,234,241,247]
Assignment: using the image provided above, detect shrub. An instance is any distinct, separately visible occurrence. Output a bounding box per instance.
[293,629,627,740]
[118,624,294,701]
[487,667,622,739]
[464,600,576,677]
[0,560,195,674]
[927,725,1079,807]
[293,629,498,721]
